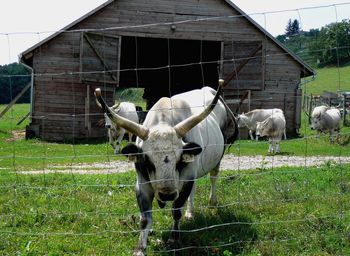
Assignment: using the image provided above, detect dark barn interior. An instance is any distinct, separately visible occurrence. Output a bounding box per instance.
[119,37,221,109]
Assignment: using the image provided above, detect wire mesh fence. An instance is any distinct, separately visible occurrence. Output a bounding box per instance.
[1,2,350,255]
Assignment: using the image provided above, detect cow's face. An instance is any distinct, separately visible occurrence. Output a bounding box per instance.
[104,113,113,129]
[237,114,248,128]
[256,121,266,137]
[122,124,202,202]
[104,114,121,133]
[310,114,322,130]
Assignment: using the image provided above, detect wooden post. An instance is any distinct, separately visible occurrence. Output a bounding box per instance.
[85,84,91,136]
[295,88,302,131]
[343,94,347,125]
[308,94,313,124]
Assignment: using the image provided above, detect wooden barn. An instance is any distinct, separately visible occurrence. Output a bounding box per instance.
[20,0,314,141]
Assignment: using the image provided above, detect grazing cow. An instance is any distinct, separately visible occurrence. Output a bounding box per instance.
[310,106,341,142]
[95,82,238,256]
[237,108,286,140]
[255,111,286,154]
[103,102,139,154]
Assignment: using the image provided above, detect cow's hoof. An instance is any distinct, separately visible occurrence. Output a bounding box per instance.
[184,210,194,220]
[209,198,218,206]
[157,200,166,208]
[133,249,145,256]
[166,238,180,249]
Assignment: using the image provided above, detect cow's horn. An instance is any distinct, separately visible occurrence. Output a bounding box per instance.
[111,101,121,111]
[174,80,225,138]
[94,88,149,140]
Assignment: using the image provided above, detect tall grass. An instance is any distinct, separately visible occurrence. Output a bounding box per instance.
[0,164,349,255]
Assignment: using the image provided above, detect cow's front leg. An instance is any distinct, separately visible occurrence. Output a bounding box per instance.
[209,165,220,206]
[169,181,194,244]
[249,130,255,140]
[184,183,195,219]
[114,130,125,153]
[128,132,133,142]
[329,129,335,143]
[275,141,281,153]
[268,140,274,153]
[134,187,154,256]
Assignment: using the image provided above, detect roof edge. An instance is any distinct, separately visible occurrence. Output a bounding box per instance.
[224,0,315,77]
[19,0,114,62]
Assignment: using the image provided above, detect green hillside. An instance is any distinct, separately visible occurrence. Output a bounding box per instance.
[302,65,350,95]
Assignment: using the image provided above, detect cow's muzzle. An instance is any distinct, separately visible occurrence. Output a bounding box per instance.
[105,124,111,129]
[158,191,178,202]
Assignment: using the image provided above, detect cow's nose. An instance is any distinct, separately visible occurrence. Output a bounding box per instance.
[105,125,111,128]
[158,191,178,202]
[310,127,314,130]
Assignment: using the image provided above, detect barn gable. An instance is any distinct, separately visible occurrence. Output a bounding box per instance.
[20,0,314,141]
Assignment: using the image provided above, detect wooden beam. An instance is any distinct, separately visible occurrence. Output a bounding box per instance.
[234,90,250,113]
[0,82,31,119]
[16,112,30,126]
[83,33,117,82]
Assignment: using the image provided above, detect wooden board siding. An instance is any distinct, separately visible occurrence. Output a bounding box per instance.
[222,41,263,91]
[81,32,120,84]
[72,0,262,41]
[25,0,308,140]
[30,31,113,140]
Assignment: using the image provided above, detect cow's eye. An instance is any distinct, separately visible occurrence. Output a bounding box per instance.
[164,156,169,163]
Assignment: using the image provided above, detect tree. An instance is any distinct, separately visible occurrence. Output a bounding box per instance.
[285,19,301,37]
[0,63,31,104]
[309,19,350,66]
[276,18,350,67]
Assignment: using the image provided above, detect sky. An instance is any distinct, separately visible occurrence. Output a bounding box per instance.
[0,0,349,66]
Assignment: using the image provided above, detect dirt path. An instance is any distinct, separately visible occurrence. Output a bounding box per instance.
[19,155,350,175]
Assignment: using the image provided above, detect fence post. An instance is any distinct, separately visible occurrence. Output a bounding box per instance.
[308,94,313,124]
[343,94,347,125]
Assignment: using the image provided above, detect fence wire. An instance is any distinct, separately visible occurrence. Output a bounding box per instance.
[1,3,350,255]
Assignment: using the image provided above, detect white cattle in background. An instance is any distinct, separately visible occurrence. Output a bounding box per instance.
[256,111,286,154]
[237,108,286,140]
[310,105,341,142]
[104,102,139,153]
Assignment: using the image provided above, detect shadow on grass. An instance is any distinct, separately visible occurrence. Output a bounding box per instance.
[155,208,257,255]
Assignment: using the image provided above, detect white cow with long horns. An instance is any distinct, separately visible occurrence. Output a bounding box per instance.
[103,102,139,153]
[95,81,238,256]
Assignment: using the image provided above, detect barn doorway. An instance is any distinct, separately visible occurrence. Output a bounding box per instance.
[119,37,221,109]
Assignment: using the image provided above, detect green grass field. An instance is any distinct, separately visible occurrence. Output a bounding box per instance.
[0,66,350,255]
[0,163,349,255]
[302,65,350,95]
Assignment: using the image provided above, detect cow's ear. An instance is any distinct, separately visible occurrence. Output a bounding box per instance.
[182,142,202,163]
[121,143,141,162]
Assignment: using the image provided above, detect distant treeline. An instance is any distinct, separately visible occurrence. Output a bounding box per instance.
[0,63,31,104]
[277,19,350,68]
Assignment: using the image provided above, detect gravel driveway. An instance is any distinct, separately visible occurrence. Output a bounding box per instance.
[20,154,350,175]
